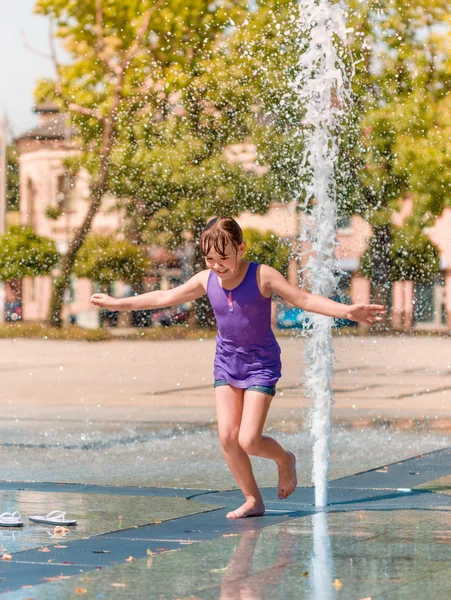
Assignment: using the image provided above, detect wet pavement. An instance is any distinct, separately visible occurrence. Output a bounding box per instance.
[2,449,451,598]
[1,337,451,597]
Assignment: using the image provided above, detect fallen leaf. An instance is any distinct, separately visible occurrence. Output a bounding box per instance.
[302,571,309,577]
[111,583,126,587]
[333,579,343,590]
[76,589,88,595]
[125,556,136,562]
[2,554,12,561]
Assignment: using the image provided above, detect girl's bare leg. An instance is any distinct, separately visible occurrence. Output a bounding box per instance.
[215,385,265,519]
[239,390,297,500]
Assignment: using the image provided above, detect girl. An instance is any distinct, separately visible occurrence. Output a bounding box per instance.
[90,216,384,519]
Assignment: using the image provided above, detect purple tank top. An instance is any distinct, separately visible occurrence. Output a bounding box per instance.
[206,262,281,387]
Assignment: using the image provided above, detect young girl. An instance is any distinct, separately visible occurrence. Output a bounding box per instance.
[91,216,384,519]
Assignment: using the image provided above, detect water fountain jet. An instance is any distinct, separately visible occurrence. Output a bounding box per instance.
[291,0,354,507]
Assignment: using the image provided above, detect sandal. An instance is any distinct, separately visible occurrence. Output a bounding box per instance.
[0,511,24,527]
[28,510,77,526]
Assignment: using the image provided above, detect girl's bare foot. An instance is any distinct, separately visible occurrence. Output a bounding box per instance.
[226,499,265,519]
[278,451,297,499]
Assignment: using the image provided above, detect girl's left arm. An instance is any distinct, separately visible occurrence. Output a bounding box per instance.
[261,265,385,326]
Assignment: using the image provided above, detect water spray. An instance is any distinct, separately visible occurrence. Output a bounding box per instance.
[291,0,354,507]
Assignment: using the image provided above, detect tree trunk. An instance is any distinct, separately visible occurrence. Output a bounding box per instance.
[48,183,107,326]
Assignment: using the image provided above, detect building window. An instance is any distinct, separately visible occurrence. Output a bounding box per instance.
[27,178,36,229]
[414,276,445,325]
[337,215,352,231]
[56,174,66,209]
[30,278,36,303]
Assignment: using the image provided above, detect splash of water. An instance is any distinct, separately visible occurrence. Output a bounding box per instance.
[291,0,353,506]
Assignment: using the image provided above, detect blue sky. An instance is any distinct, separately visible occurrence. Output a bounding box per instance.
[0,1,64,139]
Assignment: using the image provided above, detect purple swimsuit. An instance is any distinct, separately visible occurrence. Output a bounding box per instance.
[206,262,282,388]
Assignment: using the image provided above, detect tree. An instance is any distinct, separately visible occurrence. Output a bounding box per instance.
[0,226,59,281]
[108,1,303,255]
[346,0,451,303]
[243,228,291,277]
[360,223,440,284]
[35,0,291,326]
[73,234,151,288]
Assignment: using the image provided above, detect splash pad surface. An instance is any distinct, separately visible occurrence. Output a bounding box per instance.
[1,338,451,597]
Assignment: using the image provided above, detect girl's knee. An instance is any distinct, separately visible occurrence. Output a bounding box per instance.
[238,432,261,454]
[219,429,240,451]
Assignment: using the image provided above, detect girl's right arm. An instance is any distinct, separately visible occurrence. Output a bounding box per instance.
[90,270,209,311]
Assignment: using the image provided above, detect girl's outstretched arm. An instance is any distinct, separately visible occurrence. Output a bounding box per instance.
[90,270,209,311]
[261,265,385,326]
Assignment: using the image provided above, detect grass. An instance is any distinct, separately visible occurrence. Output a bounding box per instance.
[0,322,111,341]
[0,321,448,342]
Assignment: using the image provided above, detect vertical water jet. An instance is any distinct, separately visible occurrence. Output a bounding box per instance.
[291,0,353,507]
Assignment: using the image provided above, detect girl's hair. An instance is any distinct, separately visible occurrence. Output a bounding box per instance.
[200,217,243,257]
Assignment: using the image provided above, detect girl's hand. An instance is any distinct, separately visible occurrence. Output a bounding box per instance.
[347,304,385,325]
[90,293,118,310]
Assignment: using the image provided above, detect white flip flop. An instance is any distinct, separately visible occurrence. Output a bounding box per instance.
[0,511,24,527]
[28,511,77,526]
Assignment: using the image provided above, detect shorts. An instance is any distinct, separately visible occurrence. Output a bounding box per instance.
[214,379,276,397]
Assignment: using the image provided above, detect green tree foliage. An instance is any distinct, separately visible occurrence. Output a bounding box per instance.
[243,228,291,277]
[346,0,450,289]
[73,235,150,287]
[110,0,303,255]
[0,226,59,281]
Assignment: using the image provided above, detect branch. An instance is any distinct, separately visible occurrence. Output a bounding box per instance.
[45,16,69,102]
[96,0,105,55]
[121,0,164,69]
[47,19,104,121]
[21,30,53,61]
[68,103,104,120]
[95,0,122,76]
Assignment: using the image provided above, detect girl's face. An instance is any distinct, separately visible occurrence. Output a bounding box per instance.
[204,241,246,280]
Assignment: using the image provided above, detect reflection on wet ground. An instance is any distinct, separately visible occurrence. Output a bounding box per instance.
[5,508,451,599]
